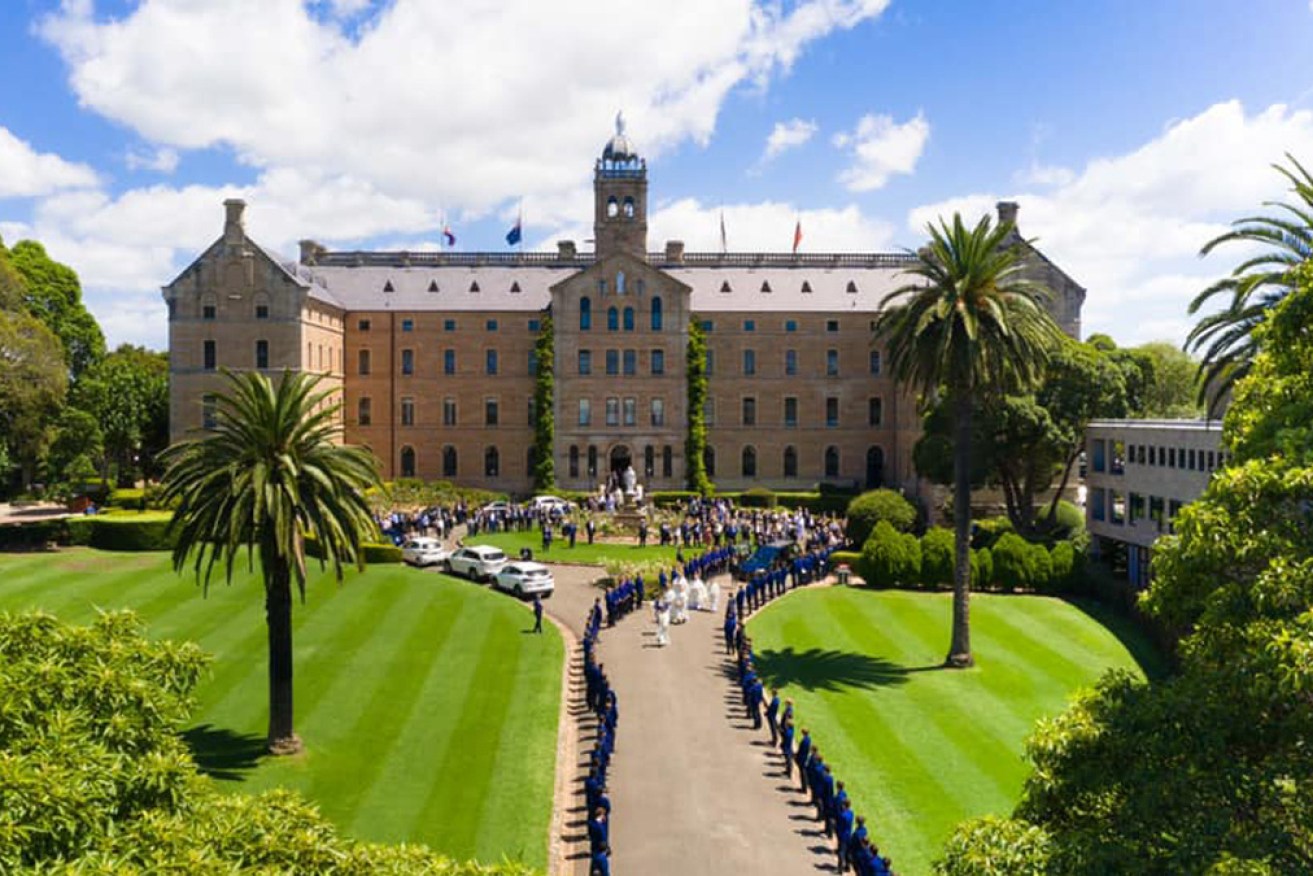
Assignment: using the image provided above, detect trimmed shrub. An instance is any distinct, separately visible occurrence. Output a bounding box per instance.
[858,521,922,588]
[650,490,699,508]
[0,519,65,549]
[971,547,993,589]
[740,487,778,508]
[361,542,403,564]
[920,527,955,589]
[1049,541,1076,591]
[1030,541,1055,593]
[992,532,1033,592]
[971,515,1015,550]
[1051,499,1085,535]
[107,488,146,511]
[84,513,176,551]
[845,489,917,546]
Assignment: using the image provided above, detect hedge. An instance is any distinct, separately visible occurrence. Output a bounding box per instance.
[845,489,917,546]
[107,488,146,511]
[304,536,402,564]
[857,521,922,588]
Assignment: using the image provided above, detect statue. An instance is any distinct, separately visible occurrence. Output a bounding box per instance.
[623,464,637,494]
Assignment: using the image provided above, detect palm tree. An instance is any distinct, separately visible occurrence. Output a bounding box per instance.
[158,370,380,754]
[1188,155,1313,415]
[875,213,1062,668]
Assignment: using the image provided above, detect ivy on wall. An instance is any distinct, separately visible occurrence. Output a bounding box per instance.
[685,318,713,496]
[531,315,554,491]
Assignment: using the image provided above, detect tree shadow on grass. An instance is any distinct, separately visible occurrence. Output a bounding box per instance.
[753,646,941,693]
[1063,597,1173,681]
[181,724,265,781]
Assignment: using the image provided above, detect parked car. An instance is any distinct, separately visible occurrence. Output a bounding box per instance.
[401,536,451,567]
[479,501,514,515]
[447,545,509,581]
[528,495,573,513]
[736,540,794,581]
[493,561,555,598]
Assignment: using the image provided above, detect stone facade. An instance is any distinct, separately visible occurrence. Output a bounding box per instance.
[163,124,1085,497]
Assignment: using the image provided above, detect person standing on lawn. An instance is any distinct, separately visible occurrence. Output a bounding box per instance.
[532,594,543,634]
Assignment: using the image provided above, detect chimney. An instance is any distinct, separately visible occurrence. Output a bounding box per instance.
[664,240,685,264]
[223,198,246,245]
[996,201,1019,230]
[299,239,325,265]
[557,240,577,260]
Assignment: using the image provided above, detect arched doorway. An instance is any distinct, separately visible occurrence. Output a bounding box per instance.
[866,446,885,489]
[609,444,632,476]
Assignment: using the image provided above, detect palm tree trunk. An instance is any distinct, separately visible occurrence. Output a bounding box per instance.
[265,559,302,755]
[947,393,975,668]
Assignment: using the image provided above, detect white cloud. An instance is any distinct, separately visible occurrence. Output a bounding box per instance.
[0,126,99,197]
[761,117,818,162]
[38,0,891,213]
[124,146,179,173]
[908,100,1313,347]
[833,111,929,191]
[1013,162,1075,188]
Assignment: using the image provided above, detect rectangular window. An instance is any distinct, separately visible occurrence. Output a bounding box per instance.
[1149,445,1157,466]
[1207,450,1216,470]
[1092,439,1106,472]
[784,397,797,428]
[255,339,268,369]
[705,349,714,376]
[606,349,619,376]
[700,320,714,332]
[578,350,592,375]
[704,398,715,426]
[401,397,415,426]
[202,304,216,320]
[358,349,370,375]
[485,350,498,375]
[485,399,499,426]
[826,396,839,428]
[868,397,883,426]
[443,398,457,426]
[1149,495,1165,532]
[256,304,269,320]
[651,398,665,426]
[358,319,371,331]
[486,319,498,331]
[869,350,881,375]
[443,319,456,331]
[743,319,755,332]
[826,349,839,376]
[528,397,537,427]
[623,350,637,376]
[1129,492,1145,523]
[826,319,839,333]
[358,397,372,426]
[743,349,756,376]
[651,349,665,375]
[528,319,541,331]
[742,397,756,427]
[1188,448,1196,470]
[605,398,619,426]
[623,398,636,426]
[443,349,455,375]
[402,319,414,332]
[1111,490,1126,525]
[203,340,216,371]
[785,320,797,332]
[785,349,797,376]
[579,399,591,426]
[663,445,673,478]
[528,350,539,376]
[401,349,414,375]
[202,395,217,429]
[1092,487,1107,522]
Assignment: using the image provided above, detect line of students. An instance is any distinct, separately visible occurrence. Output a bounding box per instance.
[583,600,618,876]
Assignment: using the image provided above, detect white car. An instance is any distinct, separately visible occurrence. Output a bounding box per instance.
[447,545,509,581]
[493,562,555,597]
[479,501,514,515]
[401,537,451,567]
[528,495,573,513]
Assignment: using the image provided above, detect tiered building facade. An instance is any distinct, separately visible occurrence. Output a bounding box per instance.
[164,124,1085,496]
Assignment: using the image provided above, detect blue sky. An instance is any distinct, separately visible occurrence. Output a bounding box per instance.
[2,0,1312,351]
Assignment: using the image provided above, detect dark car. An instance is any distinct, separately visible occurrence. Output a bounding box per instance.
[736,540,794,581]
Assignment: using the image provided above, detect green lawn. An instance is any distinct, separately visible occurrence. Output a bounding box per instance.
[747,587,1157,876]
[466,528,686,566]
[0,549,563,871]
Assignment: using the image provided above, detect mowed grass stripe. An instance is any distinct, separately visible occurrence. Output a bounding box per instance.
[0,556,174,620]
[474,605,561,865]
[748,587,1153,876]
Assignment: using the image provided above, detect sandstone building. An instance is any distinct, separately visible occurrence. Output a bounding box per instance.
[163,121,1085,496]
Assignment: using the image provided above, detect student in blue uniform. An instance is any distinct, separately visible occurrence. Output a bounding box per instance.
[779,716,795,778]
[723,610,737,655]
[796,728,812,793]
[765,688,780,744]
[532,594,543,634]
[835,798,855,872]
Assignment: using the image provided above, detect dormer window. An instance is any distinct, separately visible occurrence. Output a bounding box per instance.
[469,281,480,293]
[846,280,858,294]
[383,280,395,293]
[510,281,522,294]
[428,280,439,293]
[760,281,772,293]
[720,280,732,294]
[801,281,813,294]
[616,271,626,294]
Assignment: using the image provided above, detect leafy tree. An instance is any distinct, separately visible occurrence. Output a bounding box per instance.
[858,520,921,587]
[8,239,105,379]
[844,487,917,545]
[1188,154,1313,414]
[71,344,168,484]
[1132,340,1201,418]
[0,308,67,490]
[158,370,381,754]
[685,319,712,495]
[875,213,1063,666]
[46,406,105,486]
[530,316,554,490]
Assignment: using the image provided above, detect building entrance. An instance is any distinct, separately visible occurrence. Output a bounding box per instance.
[609,445,632,475]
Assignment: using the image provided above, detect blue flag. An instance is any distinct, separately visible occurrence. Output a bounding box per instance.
[505,216,522,246]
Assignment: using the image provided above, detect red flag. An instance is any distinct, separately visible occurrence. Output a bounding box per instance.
[792,219,803,255]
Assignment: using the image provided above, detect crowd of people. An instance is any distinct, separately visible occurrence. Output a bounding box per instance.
[582,599,619,876]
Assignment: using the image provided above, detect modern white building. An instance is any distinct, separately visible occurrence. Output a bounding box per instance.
[1085,419,1227,587]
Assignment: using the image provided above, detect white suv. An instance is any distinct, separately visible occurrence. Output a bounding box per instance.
[447,545,509,581]
[401,537,451,567]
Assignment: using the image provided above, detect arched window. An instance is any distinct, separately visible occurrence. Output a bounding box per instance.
[607,307,619,331]
[650,296,663,331]
[616,271,626,294]
[442,446,458,477]
[400,446,416,478]
[866,446,885,489]
[580,296,592,331]
[569,445,580,479]
[704,446,716,478]
[783,446,798,478]
[527,446,537,478]
[742,446,757,478]
[623,307,634,332]
[662,445,673,478]
[484,446,500,477]
[607,196,619,218]
[644,445,655,478]
[587,445,598,478]
[623,196,635,218]
[824,446,840,478]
